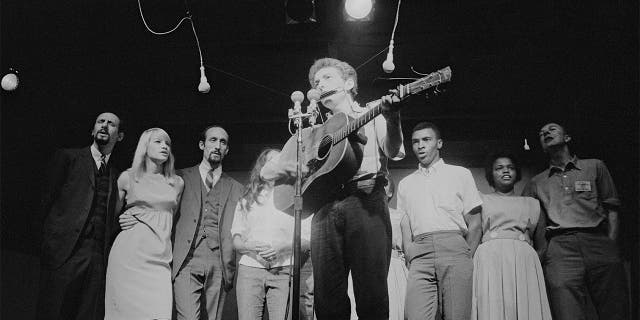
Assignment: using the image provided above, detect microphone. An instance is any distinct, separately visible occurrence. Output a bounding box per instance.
[291,91,304,112]
[307,89,321,125]
[382,40,395,73]
[198,66,211,93]
[307,89,320,110]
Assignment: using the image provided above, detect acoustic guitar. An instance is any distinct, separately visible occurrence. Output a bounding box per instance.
[273,66,452,217]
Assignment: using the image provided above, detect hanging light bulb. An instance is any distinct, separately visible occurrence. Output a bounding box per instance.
[382,40,395,73]
[345,0,373,20]
[198,65,210,93]
[1,68,19,91]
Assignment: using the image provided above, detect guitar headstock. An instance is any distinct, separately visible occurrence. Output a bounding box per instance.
[398,66,452,98]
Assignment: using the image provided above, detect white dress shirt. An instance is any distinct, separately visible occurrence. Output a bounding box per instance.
[90,144,111,169]
[397,159,482,236]
[351,102,405,180]
[198,161,222,192]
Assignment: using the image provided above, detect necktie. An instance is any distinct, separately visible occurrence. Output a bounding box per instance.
[98,154,107,175]
[205,169,215,190]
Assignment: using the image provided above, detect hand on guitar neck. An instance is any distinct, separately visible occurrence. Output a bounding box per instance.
[380,84,406,117]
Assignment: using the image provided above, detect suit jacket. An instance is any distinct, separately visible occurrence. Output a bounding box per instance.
[172,165,244,291]
[41,147,121,269]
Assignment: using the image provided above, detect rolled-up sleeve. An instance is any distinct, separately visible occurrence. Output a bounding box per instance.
[461,169,483,215]
[596,160,621,208]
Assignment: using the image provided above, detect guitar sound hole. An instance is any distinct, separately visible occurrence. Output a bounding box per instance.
[316,135,332,160]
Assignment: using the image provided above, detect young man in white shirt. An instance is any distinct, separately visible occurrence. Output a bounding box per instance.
[398,121,482,320]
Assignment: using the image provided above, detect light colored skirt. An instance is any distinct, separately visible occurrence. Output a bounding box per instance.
[472,239,552,320]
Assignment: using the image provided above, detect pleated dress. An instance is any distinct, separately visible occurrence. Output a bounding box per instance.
[471,193,552,320]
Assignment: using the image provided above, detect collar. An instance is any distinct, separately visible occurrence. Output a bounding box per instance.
[90,144,111,164]
[199,160,222,176]
[548,155,580,176]
[418,158,444,176]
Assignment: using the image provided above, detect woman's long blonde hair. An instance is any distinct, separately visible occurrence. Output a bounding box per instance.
[130,128,177,184]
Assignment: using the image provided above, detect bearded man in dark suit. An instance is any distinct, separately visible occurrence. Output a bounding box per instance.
[172,125,244,320]
[37,112,124,320]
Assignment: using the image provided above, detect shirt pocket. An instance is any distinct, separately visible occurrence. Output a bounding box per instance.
[437,198,463,215]
[574,189,599,213]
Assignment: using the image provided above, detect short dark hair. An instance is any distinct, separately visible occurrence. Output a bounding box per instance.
[412,121,441,139]
[539,121,571,137]
[484,152,522,188]
[199,125,227,143]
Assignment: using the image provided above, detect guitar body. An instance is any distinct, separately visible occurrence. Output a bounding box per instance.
[273,66,452,218]
[273,112,363,217]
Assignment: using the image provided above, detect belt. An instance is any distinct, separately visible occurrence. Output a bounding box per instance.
[413,230,463,242]
[546,225,606,239]
[340,174,386,195]
[482,230,531,245]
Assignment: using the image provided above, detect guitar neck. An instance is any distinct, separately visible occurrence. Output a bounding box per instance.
[333,101,384,144]
[332,66,451,145]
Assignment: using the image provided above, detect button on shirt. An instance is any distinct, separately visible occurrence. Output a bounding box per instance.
[523,157,620,230]
[230,190,312,268]
[397,159,483,236]
[90,144,111,169]
[199,161,222,192]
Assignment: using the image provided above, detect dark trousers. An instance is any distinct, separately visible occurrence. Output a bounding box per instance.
[544,231,629,320]
[36,237,105,320]
[311,185,392,320]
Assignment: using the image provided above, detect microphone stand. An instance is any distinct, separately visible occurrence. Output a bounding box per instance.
[287,104,315,320]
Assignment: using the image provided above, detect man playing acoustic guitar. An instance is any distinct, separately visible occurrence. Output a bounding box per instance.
[261,57,405,320]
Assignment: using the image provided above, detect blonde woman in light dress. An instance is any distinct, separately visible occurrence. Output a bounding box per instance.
[104,128,184,320]
[471,153,551,320]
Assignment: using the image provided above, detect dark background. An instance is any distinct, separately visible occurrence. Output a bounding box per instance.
[1,0,638,318]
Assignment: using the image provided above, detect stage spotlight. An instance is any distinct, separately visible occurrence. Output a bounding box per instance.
[1,68,19,92]
[286,0,317,24]
[345,0,373,20]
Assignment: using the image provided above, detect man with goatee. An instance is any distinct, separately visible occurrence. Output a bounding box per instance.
[38,112,124,320]
[172,125,244,320]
